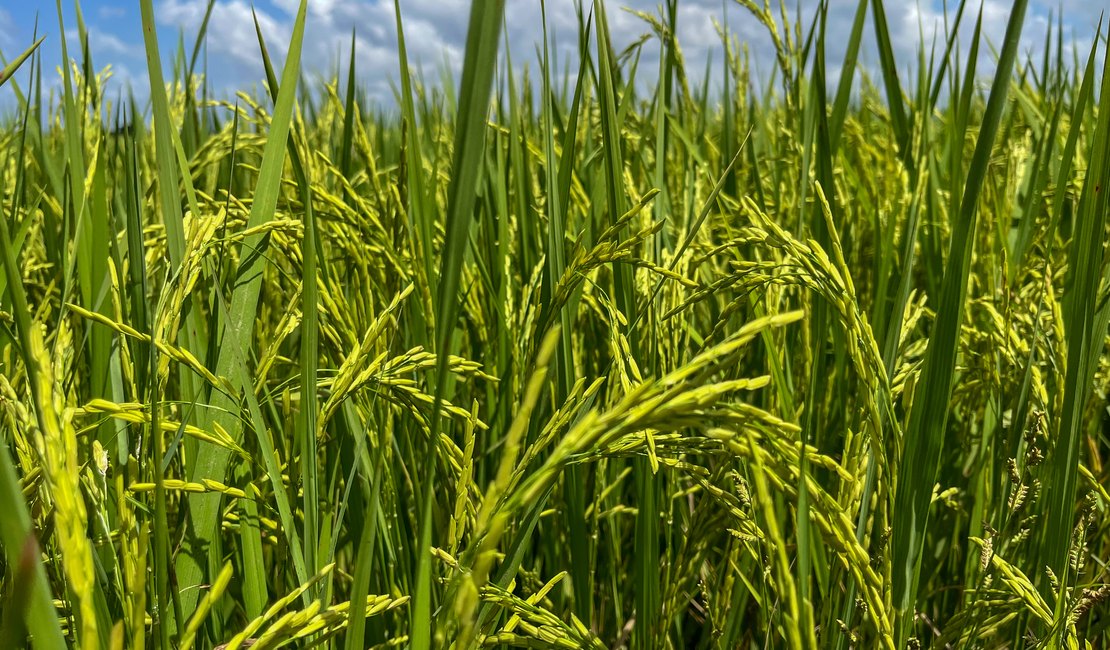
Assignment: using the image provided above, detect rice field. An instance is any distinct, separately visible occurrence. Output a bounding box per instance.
[0,0,1109,647]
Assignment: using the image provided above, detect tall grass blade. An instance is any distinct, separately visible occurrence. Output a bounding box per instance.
[891,1,1028,644]
[1040,25,1110,605]
[176,0,310,621]
[412,2,505,648]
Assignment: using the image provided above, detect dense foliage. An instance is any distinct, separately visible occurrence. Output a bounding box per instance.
[1,0,1108,648]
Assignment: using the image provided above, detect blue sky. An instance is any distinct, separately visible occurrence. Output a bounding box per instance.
[0,0,1104,111]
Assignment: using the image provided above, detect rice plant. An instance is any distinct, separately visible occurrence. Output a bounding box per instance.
[0,0,1108,647]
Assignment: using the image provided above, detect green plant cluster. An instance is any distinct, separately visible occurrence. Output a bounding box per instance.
[0,0,1108,648]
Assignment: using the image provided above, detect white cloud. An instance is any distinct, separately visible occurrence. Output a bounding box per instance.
[97,5,128,20]
[66,26,141,58]
[0,8,17,51]
[4,0,1100,115]
[160,0,291,71]
[152,0,473,102]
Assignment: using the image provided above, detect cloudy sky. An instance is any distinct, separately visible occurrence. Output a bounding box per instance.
[0,0,1104,111]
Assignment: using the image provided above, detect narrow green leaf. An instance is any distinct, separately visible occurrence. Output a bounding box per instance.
[0,37,44,89]
[891,1,1029,644]
[412,2,505,648]
[177,0,311,621]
